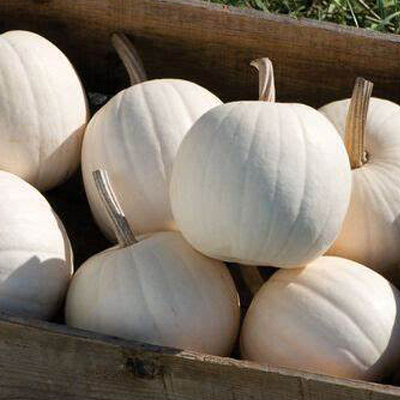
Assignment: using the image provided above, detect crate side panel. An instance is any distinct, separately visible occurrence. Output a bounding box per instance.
[0,316,399,399]
[0,0,399,106]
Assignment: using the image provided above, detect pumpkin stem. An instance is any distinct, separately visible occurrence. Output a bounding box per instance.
[111,32,147,86]
[250,58,276,102]
[345,77,373,169]
[240,265,265,296]
[93,169,137,248]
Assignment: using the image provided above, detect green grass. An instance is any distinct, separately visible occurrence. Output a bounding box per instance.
[208,0,400,33]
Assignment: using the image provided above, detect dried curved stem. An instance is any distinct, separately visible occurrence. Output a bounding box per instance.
[345,77,373,169]
[93,170,137,248]
[240,265,265,296]
[111,32,147,86]
[250,58,276,102]
[244,58,274,294]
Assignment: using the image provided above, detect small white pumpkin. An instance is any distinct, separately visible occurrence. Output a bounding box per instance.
[66,170,240,356]
[82,34,222,240]
[0,30,89,191]
[240,256,400,381]
[0,171,73,319]
[320,78,400,274]
[170,59,351,268]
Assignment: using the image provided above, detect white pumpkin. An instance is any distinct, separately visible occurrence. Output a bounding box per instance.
[0,30,89,191]
[0,171,73,319]
[82,34,222,240]
[240,256,400,381]
[170,98,351,267]
[66,170,240,356]
[320,78,400,274]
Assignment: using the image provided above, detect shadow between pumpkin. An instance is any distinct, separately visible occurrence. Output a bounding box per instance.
[0,255,71,321]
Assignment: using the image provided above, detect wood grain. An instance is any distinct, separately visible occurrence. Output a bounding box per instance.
[0,0,399,106]
[0,313,399,400]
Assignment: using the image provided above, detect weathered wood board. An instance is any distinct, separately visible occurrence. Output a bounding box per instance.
[0,313,400,400]
[0,0,399,106]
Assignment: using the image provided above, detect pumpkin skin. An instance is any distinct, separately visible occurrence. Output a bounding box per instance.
[320,98,400,274]
[0,30,88,191]
[170,101,351,267]
[240,256,400,381]
[65,231,240,356]
[82,79,222,240]
[0,171,73,319]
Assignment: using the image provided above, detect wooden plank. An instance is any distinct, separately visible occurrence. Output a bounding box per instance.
[0,313,399,400]
[0,0,399,107]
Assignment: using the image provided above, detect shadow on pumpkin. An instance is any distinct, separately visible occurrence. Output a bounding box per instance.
[373,290,400,384]
[39,120,88,191]
[0,255,71,321]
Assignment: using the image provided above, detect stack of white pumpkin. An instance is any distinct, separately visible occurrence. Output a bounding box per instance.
[66,33,241,356]
[0,30,88,320]
[1,29,400,383]
[169,59,400,381]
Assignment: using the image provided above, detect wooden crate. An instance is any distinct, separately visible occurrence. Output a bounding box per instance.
[1,1,400,399]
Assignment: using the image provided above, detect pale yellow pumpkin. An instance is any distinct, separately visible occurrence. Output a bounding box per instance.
[320,78,400,275]
[170,59,351,268]
[241,256,400,381]
[66,170,240,356]
[0,171,73,319]
[82,34,222,240]
[0,30,88,191]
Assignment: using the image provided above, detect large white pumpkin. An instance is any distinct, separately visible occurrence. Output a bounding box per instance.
[0,30,88,191]
[66,170,240,356]
[0,171,73,319]
[170,101,352,267]
[320,81,400,274]
[241,256,400,381]
[82,80,222,240]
